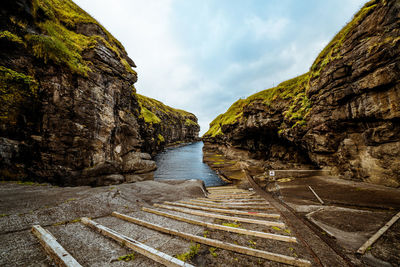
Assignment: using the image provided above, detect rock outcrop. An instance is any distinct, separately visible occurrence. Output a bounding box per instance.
[0,0,199,185]
[203,0,400,187]
[137,94,200,154]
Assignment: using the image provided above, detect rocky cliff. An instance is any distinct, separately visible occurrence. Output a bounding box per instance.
[137,94,199,154]
[204,0,400,187]
[0,0,199,185]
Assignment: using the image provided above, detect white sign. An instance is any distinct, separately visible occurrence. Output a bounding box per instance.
[269,170,275,177]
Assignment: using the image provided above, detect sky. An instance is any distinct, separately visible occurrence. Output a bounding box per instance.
[74,0,367,135]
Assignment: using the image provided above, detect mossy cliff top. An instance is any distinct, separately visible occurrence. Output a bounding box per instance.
[137,94,200,152]
[204,0,384,139]
[204,72,310,138]
[137,94,198,127]
[310,0,380,79]
[0,0,138,130]
[2,0,136,77]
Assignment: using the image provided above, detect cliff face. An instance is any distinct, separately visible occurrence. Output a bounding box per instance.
[137,94,200,154]
[0,0,198,185]
[204,0,400,187]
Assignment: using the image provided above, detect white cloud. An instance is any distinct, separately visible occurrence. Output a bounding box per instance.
[75,0,195,103]
[245,16,289,40]
[73,0,368,136]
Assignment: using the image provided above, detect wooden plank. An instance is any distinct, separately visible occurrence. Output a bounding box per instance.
[196,197,267,203]
[207,190,249,194]
[209,191,256,196]
[188,199,269,206]
[207,196,256,199]
[208,195,264,200]
[154,204,284,226]
[357,211,400,254]
[178,200,274,210]
[207,186,237,190]
[207,193,256,197]
[207,189,246,192]
[81,217,193,267]
[162,202,280,218]
[143,207,295,243]
[208,192,255,195]
[31,225,82,267]
[113,212,311,267]
[154,204,285,228]
[308,186,324,205]
[189,199,267,205]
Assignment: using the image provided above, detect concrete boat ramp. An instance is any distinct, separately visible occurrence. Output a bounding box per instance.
[1,179,399,266]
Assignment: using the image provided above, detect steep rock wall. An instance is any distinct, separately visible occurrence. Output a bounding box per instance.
[137,94,200,154]
[204,0,400,187]
[0,0,198,185]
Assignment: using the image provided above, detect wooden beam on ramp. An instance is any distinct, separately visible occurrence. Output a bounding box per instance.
[81,217,194,267]
[112,212,311,267]
[31,225,82,267]
[154,204,284,227]
[162,202,281,219]
[142,207,295,243]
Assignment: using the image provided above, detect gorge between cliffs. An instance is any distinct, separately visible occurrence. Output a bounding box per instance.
[1,0,400,266]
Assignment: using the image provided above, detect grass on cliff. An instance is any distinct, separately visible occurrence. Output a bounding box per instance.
[141,106,161,124]
[0,66,38,125]
[204,0,384,138]
[12,0,137,76]
[310,0,379,78]
[0,31,25,46]
[158,134,165,143]
[137,94,198,126]
[203,73,311,138]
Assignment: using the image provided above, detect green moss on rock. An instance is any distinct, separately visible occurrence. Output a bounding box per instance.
[0,31,25,46]
[185,118,197,126]
[204,73,311,138]
[141,106,161,124]
[0,66,38,125]
[19,0,137,76]
[310,0,378,78]
[158,134,165,143]
[137,94,196,119]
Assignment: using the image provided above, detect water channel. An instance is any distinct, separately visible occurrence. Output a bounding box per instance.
[154,141,226,187]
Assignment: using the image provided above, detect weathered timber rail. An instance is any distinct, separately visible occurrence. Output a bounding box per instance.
[30,184,322,266]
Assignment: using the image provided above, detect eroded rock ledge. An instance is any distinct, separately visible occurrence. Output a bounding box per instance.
[203,0,400,187]
[0,0,199,186]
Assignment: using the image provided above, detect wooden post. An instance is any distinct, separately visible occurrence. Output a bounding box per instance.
[31,225,82,267]
[357,211,400,254]
[308,186,324,205]
[112,212,311,267]
[81,217,194,267]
